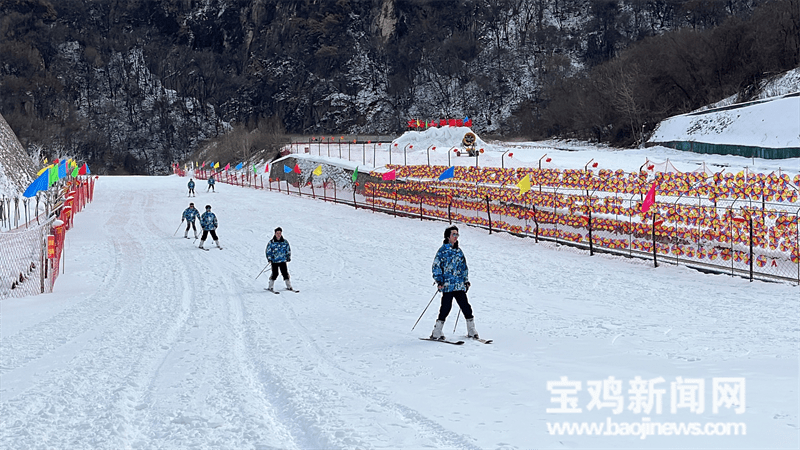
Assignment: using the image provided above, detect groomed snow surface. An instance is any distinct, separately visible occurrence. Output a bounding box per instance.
[1,174,798,449]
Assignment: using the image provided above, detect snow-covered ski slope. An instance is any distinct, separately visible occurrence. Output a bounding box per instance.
[1,175,797,449]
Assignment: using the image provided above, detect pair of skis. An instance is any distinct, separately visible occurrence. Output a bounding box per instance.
[419,336,492,345]
[265,287,299,294]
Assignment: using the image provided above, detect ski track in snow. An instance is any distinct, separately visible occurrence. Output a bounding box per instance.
[1,175,798,449]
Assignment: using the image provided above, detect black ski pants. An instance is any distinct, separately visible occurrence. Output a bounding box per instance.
[270,262,289,280]
[437,290,473,321]
[201,229,218,241]
[185,221,197,232]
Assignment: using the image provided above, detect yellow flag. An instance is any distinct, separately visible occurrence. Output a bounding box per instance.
[214,162,219,168]
[313,165,323,176]
[37,164,52,176]
[517,174,531,194]
[44,158,48,164]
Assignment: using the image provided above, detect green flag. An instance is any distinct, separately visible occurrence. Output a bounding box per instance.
[71,165,79,177]
[252,164,257,174]
[351,166,358,182]
[48,165,58,187]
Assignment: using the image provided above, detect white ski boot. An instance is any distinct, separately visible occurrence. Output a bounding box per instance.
[198,240,205,249]
[267,279,275,292]
[466,318,479,339]
[285,279,293,291]
[430,320,445,340]
[214,239,222,250]
[184,230,188,238]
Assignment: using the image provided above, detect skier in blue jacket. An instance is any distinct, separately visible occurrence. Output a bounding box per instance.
[430,225,478,340]
[265,227,293,291]
[198,205,222,249]
[187,178,196,196]
[182,202,200,239]
[207,175,216,192]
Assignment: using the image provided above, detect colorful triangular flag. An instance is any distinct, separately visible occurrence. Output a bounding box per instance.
[382,169,396,181]
[313,165,323,176]
[517,174,531,195]
[641,183,657,213]
[438,166,455,181]
[351,166,358,182]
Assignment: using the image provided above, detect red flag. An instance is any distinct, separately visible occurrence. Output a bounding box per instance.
[641,183,657,213]
[439,119,446,127]
[456,119,463,127]
[382,169,396,181]
[224,163,230,171]
[407,119,416,128]
[293,164,301,174]
[78,163,87,175]
[464,118,473,127]
[448,118,456,127]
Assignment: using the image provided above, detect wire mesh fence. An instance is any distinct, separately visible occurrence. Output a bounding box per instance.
[188,164,800,284]
[0,177,96,299]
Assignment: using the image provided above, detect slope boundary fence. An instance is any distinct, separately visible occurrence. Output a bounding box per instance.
[0,177,96,299]
[188,165,800,285]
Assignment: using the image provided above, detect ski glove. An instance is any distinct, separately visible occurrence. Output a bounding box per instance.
[465,281,471,292]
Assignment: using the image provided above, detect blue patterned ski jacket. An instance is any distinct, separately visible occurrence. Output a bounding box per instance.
[188,180,195,189]
[432,243,469,292]
[208,177,215,185]
[200,211,217,230]
[182,207,199,222]
[266,238,291,263]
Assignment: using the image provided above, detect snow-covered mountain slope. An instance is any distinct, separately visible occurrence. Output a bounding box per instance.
[649,68,800,150]
[648,92,800,148]
[1,175,796,448]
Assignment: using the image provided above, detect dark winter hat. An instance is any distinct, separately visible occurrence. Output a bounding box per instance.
[274,227,282,232]
[205,205,212,210]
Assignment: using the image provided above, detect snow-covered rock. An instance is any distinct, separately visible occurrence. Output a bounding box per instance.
[0,113,36,198]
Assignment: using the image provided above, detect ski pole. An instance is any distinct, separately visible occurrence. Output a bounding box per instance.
[452,283,470,332]
[411,289,440,331]
[255,263,270,280]
[173,220,183,236]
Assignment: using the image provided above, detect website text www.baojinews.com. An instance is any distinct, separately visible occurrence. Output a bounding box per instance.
[545,376,746,440]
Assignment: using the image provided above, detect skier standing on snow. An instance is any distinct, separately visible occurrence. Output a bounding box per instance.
[198,205,222,249]
[187,178,196,196]
[265,227,293,291]
[182,202,200,239]
[430,225,479,340]
[207,175,216,192]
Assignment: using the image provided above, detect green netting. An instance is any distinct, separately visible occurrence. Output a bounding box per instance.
[654,141,800,159]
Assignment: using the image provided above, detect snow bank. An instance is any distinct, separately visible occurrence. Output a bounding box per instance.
[649,93,800,149]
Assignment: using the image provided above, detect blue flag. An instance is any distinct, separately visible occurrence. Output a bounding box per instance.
[438,166,455,181]
[23,170,50,198]
[283,165,292,173]
[58,160,67,179]
[235,162,243,171]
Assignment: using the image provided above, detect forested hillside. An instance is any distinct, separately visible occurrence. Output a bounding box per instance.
[1,0,797,174]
